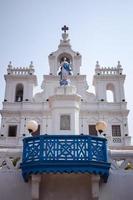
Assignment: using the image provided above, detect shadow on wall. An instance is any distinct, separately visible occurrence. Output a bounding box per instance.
[40,174,92,200]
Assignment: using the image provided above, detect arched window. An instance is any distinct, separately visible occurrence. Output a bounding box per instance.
[106,83,115,102]
[89,125,97,136]
[60,56,70,64]
[57,53,73,75]
[15,83,24,102]
[106,90,114,102]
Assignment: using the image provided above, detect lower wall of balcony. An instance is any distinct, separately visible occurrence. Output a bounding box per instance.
[0,170,133,200]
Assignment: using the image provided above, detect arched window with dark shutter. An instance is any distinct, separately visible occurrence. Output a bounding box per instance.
[15,83,24,102]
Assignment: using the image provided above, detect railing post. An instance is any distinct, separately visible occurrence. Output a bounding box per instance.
[40,136,44,162]
[88,136,91,161]
[102,138,108,162]
[22,138,26,163]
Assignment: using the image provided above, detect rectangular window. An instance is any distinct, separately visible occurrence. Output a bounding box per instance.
[60,115,70,130]
[33,124,40,135]
[112,125,121,137]
[8,125,17,137]
[89,125,97,136]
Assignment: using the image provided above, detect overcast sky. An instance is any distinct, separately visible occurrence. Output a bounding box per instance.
[0,0,133,137]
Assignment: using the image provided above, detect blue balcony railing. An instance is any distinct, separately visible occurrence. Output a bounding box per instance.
[21,135,110,182]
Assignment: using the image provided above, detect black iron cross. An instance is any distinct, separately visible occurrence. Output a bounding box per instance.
[61,25,69,33]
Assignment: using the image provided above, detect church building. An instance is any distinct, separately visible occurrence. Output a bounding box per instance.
[0,26,131,147]
[0,26,133,200]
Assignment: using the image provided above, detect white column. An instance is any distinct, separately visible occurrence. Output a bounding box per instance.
[31,174,41,200]
[91,174,100,200]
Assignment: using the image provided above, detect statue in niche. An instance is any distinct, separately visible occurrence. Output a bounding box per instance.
[58,57,72,86]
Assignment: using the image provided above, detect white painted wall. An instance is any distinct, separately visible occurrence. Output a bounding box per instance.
[0,170,31,200]
[0,170,133,200]
[100,171,133,200]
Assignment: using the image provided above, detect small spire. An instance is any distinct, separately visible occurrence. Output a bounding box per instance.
[8,61,12,69]
[117,61,122,68]
[96,61,100,68]
[29,61,34,68]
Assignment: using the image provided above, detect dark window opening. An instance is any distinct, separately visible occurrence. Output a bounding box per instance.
[33,124,40,135]
[112,125,121,137]
[15,84,23,102]
[8,125,17,137]
[89,125,97,136]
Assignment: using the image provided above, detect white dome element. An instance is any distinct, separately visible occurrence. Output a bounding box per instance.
[96,121,107,133]
[27,120,38,133]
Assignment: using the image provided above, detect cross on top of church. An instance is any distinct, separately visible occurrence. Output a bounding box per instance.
[61,25,69,33]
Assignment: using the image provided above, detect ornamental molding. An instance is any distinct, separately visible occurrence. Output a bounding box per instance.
[93,74,126,81]
[43,74,86,81]
[109,117,122,123]
[4,74,37,82]
[5,117,20,123]
[49,94,81,102]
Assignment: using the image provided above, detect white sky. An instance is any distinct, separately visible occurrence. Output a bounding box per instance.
[0,0,133,137]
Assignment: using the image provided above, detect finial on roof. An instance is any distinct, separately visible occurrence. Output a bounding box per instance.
[96,61,100,68]
[117,61,122,68]
[8,61,12,69]
[61,25,69,41]
[29,61,34,68]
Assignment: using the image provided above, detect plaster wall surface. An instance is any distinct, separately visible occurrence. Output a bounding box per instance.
[0,170,31,200]
[0,170,133,200]
[40,174,92,200]
[100,170,133,200]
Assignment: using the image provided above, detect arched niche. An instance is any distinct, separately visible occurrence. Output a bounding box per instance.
[15,83,24,102]
[106,83,115,102]
[57,53,73,74]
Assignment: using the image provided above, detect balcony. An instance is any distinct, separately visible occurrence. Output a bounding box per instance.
[21,135,110,182]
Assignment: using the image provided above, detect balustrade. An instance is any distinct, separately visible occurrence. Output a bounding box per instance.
[95,67,122,75]
[21,135,110,182]
[7,67,34,75]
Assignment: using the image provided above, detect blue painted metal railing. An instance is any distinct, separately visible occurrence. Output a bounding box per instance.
[21,135,110,182]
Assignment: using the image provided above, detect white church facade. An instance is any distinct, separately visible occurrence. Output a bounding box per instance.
[0,26,131,148]
[0,26,133,200]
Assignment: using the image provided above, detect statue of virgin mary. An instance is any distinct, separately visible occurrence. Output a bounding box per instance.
[58,58,72,86]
